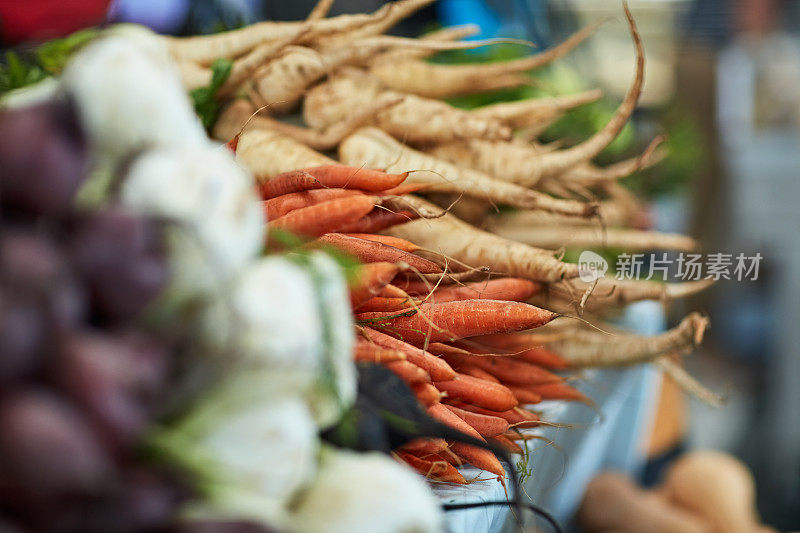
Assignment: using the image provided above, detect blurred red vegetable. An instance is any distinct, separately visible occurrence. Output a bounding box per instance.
[0,0,109,45]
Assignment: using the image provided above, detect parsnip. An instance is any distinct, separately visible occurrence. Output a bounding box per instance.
[368,19,603,99]
[162,0,434,65]
[429,5,644,185]
[303,70,511,144]
[549,312,709,367]
[340,127,594,216]
[384,196,580,283]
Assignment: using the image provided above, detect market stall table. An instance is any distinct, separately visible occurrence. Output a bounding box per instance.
[436,365,659,533]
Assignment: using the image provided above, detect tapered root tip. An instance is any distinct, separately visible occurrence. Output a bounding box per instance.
[687,313,710,346]
[665,279,715,300]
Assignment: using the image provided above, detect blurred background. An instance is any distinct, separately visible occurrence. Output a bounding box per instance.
[3,0,799,529]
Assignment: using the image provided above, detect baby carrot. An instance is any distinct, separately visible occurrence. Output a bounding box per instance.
[453,403,540,428]
[396,451,467,484]
[400,438,448,456]
[530,381,589,402]
[356,299,557,344]
[302,165,409,191]
[412,382,441,407]
[342,233,420,253]
[418,278,541,303]
[270,195,375,237]
[263,188,363,219]
[353,340,406,364]
[428,403,484,441]
[362,327,456,381]
[355,296,415,313]
[471,333,568,369]
[489,435,523,454]
[317,233,442,273]
[385,360,431,384]
[335,209,420,233]
[458,365,502,384]
[444,352,563,386]
[444,405,510,438]
[434,373,517,412]
[506,385,543,405]
[349,262,402,308]
[258,165,407,199]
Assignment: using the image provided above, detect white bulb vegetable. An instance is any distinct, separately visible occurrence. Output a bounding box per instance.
[122,144,264,300]
[293,449,444,533]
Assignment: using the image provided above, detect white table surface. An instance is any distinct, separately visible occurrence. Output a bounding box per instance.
[435,364,660,533]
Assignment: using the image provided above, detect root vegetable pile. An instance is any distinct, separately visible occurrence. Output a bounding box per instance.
[178,0,716,489]
[0,0,720,530]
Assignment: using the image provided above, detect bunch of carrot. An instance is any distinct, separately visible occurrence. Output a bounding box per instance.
[251,162,594,482]
[174,0,720,484]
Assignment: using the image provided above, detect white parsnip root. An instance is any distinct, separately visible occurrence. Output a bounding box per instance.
[486,224,699,253]
[368,19,604,99]
[655,357,726,407]
[384,196,580,283]
[549,313,709,367]
[340,127,595,216]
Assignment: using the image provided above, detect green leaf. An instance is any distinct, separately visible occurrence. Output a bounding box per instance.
[0,51,46,94]
[190,58,233,129]
[35,28,99,74]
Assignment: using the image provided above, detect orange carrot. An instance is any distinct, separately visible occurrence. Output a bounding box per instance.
[450,444,505,478]
[400,438,448,456]
[258,165,407,198]
[317,233,442,273]
[444,352,563,386]
[353,340,406,364]
[490,435,523,454]
[454,403,540,428]
[425,342,474,358]
[226,134,239,153]
[412,382,441,407]
[511,346,568,370]
[428,403,484,441]
[459,365,501,384]
[375,183,431,196]
[258,170,319,199]
[471,333,568,369]
[444,405,510,438]
[507,385,543,405]
[418,278,541,303]
[385,360,431,384]
[355,296,415,313]
[263,188,363,219]
[362,327,456,381]
[355,300,557,344]
[434,373,517,411]
[349,262,402,308]
[434,451,463,467]
[342,233,420,253]
[379,284,413,299]
[335,209,420,233]
[270,195,376,237]
[302,165,409,191]
[530,381,589,402]
[392,279,458,294]
[396,451,467,484]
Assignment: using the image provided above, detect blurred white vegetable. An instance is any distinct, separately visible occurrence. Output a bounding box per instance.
[122,144,264,301]
[0,78,60,110]
[303,252,357,428]
[292,448,444,533]
[162,382,318,525]
[203,256,324,392]
[61,33,205,166]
